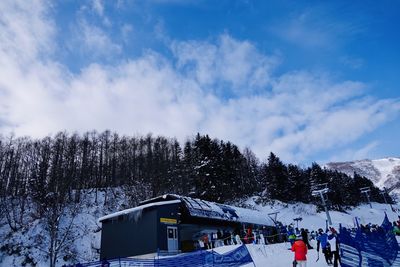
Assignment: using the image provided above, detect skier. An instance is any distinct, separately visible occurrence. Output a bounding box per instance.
[230,232,236,245]
[291,235,308,267]
[328,229,341,267]
[217,229,222,244]
[301,228,313,249]
[259,233,266,245]
[310,230,316,240]
[235,233,243,245]
[393,222,400,236]
[316,228,332,265]
[288,228,296,245]
[223,229,230,245]
[252,230,257,244]
[247,227,253,244]
[216,229,223,247]
[198,238,205,250]
[202,233,210,249]
[280,224,288,242]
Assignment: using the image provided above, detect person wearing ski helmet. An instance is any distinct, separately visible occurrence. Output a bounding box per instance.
[316,228,332,265]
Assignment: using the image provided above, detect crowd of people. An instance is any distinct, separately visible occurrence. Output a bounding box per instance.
[289,226,341,267]
[195,224,342,266]
[288,217,400,267]
[197,226,280,250]
[333,219,400,237]
[195,218,400,266]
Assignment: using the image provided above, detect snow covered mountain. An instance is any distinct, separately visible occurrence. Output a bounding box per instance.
[325,157,400,193]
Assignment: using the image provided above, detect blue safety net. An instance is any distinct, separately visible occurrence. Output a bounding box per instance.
[70,244,253,267]
[340,214,400,267]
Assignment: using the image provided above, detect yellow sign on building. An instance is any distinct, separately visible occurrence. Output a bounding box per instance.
[160,217,177,224]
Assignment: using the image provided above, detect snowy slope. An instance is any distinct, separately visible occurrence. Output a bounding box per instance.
[244,242,329,267]
[326,157,400,193]
[0,189,125,267]
[241,197,400,231]
[1,193,399,266]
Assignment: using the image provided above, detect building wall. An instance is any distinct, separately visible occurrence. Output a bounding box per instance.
[100,209,158,259]
[156,203,180,251]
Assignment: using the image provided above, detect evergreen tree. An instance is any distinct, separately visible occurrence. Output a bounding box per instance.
[261,152,288,201]
[287,164,310,202]
[242,148,262,196]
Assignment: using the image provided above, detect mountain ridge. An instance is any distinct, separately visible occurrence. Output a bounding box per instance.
[325,157,400,193]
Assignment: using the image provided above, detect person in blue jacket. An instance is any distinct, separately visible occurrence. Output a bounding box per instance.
[316,228,332,265]
[287,228,296,245]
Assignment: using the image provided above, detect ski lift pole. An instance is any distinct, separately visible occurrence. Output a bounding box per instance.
[320,191,333,226]
[294,217,302,229]
[268,212,280,241]
[354,217,360,229]
[382,187,395,212]
[360,187,372,208]
[312,185,332,226]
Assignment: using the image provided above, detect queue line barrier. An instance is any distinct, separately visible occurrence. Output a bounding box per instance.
[70,243,253,267]
[340,214,400,267]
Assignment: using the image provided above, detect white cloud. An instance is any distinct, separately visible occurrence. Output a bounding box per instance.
[0,0,55,63]
[171,34,278,95]
[270,8,364,49]
[90,0,111,27]
[74,19,122,59]
[92,0,104,17]
[0,0,399,163]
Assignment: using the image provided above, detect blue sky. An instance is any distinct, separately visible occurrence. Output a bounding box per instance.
[0,0,399,164]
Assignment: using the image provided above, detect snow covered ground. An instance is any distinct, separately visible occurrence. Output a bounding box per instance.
[245,241,327,267]
[213,241,331,267]
[1,191,398,266]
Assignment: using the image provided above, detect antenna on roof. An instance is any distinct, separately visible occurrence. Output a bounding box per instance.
[311,183,332,225]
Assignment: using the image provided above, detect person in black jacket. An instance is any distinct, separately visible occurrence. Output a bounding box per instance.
[301,228,313,249]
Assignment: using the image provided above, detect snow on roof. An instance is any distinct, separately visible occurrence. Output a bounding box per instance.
[101,194,275,226]
[180,196,275,226]
[98,199,181,223]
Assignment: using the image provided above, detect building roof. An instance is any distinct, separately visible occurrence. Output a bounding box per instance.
[178,195,275,226]
[98,199,181,223]
[116,194,276,226]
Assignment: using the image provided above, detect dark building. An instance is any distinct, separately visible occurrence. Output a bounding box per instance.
[98,194,276,260]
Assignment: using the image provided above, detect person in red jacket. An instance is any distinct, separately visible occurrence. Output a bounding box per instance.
[291,235,308,267]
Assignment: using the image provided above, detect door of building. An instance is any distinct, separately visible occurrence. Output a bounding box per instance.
[167,226,178,252]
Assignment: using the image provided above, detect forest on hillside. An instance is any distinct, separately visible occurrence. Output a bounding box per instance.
[0,131,389,210]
